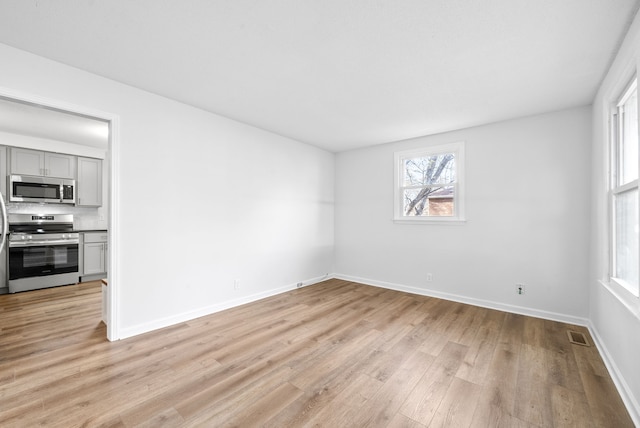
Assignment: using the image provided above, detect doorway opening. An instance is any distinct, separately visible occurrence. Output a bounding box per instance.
[0,89,119,340]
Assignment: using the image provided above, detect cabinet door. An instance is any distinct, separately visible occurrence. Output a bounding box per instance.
[83,242,106,275]
[77,157,102,206]
[45,152,76,179]
[10,148,44,176]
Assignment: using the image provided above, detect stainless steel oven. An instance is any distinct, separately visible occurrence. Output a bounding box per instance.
[8,214,79,293]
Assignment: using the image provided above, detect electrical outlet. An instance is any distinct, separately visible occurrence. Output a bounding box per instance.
[426,273,433,282]
[296,282,303,288]
[234,279,240,290]
[516,283,525,295]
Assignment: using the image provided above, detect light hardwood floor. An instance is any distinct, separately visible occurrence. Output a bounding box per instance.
[0,279,633,427]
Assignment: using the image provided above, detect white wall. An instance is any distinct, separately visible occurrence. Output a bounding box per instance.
[0,43,334,337]
[590,7,640,423]
[335,106,592,322]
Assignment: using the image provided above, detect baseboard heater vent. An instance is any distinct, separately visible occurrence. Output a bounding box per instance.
[567,330,590,347]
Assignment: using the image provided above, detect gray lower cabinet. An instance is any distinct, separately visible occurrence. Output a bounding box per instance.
[81,231,108,281]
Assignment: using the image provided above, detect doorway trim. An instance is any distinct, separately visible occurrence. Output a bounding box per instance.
[0,86,121,340]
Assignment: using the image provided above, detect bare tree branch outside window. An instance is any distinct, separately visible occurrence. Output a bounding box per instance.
[403,153,456,216]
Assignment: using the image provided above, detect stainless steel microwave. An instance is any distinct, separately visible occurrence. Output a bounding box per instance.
[9,175,75,204]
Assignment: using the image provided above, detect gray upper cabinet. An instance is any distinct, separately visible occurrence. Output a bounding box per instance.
[46,152,76,179]
[10,147,76,179]
[77,157,102,207]
[10,147,41,176]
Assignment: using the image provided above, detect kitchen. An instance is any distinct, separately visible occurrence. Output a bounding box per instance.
[0,96,109,316]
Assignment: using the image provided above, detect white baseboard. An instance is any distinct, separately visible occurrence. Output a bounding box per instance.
[118,273,330,339]
[332,273,589,326]
[587,321,640,427]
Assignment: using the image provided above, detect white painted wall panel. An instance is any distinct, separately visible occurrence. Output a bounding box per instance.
[335,107,591,319]
[590,7,640,424]
[0,42,334,336]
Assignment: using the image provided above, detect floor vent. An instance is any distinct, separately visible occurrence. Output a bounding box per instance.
[567,330,590,347]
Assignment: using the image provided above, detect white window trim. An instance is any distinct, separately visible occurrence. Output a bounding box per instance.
[608,76,640,298]
[393,141,466,224]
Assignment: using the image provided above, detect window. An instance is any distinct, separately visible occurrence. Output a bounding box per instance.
[394,142,465,222]
[611,78,639,296]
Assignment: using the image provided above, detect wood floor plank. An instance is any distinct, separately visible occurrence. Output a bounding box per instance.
[514,343,554,426]
[446,304,486,346]
[0,279,634,427]
[183,367,299,426]
[550,383,595,428]
[227,381,303,426]
[386,413,427,428]
[545,344,584,393]
[471,341,521,423]
[349,349,437,427]
[287,328,382,391]
[131,408,184,428]
[303,372,384,426]
[171,338,316,420]
[428,376,481,427]
[398,341,469,425]
[579,370,635,428]
[455,325,499,385]
[264,330,386,426]
[522,315,547,348]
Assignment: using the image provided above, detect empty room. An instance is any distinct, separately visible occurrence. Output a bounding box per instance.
[0,1,639,426]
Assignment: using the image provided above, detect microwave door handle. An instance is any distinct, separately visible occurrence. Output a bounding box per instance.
[0,193,7,254]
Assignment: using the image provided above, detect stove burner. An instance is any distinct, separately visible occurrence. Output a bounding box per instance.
[8,213,74,234]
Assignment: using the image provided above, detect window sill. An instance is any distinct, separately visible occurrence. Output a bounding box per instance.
[599,279,640,323]
[393,217,466,225]
[610,277,639,297]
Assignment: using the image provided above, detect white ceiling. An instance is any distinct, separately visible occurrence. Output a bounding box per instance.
[0,97,109,149]
[0,1,638,152]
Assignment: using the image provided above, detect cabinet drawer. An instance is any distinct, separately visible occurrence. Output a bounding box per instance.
[84,232,108,243]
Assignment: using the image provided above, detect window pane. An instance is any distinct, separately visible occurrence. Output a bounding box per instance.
[620,87,638,185]
[403,186,455,217]
[404,153,456,186]
[614,188,639,289]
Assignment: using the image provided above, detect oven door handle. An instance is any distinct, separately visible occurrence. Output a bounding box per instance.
[9,239,80,247]
[0,193,7,254]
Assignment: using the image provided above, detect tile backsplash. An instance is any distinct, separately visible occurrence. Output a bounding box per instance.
[7,202,107,231]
